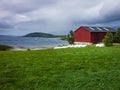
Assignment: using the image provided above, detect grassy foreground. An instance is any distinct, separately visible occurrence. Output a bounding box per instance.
[0,46,120,90]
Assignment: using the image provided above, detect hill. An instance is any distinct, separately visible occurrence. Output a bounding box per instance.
[23,32,55,38]
[24,32,66,38]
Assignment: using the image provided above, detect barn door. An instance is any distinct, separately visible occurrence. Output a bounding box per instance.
[93,33,100,44]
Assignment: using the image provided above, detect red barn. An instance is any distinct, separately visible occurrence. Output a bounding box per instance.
[74,26,116,44]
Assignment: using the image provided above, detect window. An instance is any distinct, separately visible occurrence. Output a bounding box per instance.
[104,28,109,31]
[97,27,103,31]
[89,27,95,30]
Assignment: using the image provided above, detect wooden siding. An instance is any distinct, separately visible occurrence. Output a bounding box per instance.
[74,27,91,42]
[74,26,116,44]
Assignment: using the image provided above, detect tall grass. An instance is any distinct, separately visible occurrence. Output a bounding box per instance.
[0,46,120,90]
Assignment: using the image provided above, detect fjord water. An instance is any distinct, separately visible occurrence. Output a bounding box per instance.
[0,35,68,47]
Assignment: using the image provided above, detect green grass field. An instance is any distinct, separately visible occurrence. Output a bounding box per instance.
[0,46,120,90]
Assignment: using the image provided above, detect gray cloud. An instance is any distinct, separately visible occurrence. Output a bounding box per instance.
[0,21,13,29]
[0,0,120,35]
[99,0,120,23]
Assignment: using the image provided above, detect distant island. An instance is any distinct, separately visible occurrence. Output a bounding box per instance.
[23,32,67,39]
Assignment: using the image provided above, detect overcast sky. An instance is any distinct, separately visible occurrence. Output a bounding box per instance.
[0,0,120,35]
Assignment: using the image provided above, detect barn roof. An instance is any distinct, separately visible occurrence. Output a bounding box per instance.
[77,26,116,32]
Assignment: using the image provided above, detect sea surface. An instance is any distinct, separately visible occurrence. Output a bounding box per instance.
[0,35,69,48]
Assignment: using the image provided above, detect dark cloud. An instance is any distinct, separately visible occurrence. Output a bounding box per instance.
[0,22,13,29]
[0,0,120,35]
[0,0,57,13]
[99,0,120,23]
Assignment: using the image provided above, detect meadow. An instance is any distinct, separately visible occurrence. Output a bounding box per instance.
[0,46,120,90]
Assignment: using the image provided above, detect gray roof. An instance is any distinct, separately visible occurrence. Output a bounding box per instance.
[81,26,116,32]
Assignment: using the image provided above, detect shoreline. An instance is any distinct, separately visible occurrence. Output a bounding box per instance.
[7,44,105,51]
[11,46,52,51]
[9,44,101,51]
[11,44,88,51]
[11,44,87,51]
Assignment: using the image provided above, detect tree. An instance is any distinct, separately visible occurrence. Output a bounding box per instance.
[103,30,113,46]
[114,28,120,43]
[67,30,74,44]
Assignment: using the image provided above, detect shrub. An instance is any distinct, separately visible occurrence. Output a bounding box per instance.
[67,30,74,44]
[114,28,120,43]
[0,45,12,51]
[103,30,113,46]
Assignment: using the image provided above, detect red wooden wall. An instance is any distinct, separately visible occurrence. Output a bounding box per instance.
[74,27,109,43]
[74,27,91,42]
[99,32,106,42]
[91,32,106,43]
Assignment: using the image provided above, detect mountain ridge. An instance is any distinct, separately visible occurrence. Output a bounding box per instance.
[23,32,66,38]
